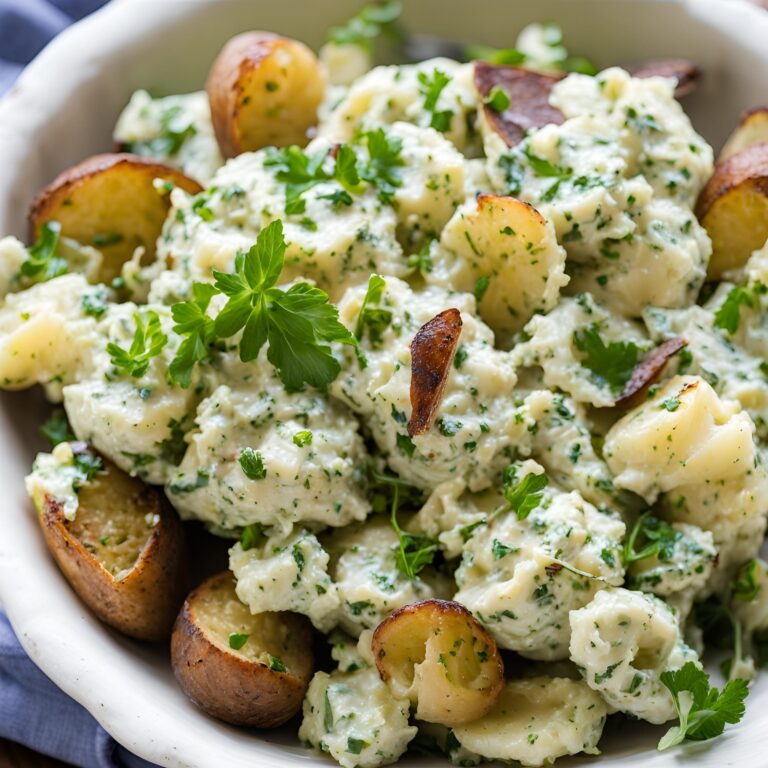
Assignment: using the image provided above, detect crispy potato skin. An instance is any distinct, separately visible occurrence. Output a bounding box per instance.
[626,58,701,98]
[206,31,325,157]
[171,572,313,727]
[614,337,687,408]
[720,107,768,160]
[39,459,189,642]
[474,63,564,147]
[408,309,463,437]
[372,599,504,727]
[696,143,768,278]
[29,153,202,283]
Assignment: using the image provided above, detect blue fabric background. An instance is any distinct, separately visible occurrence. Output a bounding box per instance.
[1,2,159,765]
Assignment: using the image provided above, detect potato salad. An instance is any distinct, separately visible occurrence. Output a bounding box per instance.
[8,2,768,766]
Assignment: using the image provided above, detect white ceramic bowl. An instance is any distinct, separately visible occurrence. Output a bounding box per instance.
[1,0,768,765]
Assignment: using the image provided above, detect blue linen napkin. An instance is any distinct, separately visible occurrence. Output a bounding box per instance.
[0,3,161,764]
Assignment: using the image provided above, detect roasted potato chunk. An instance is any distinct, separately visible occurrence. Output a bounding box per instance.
[437,194,568,346]
[29,153,202,283]
[696,143,768,278]
[36,450,188,641]
[372,599,504,727]
[720,107,768,160]
[206,31,326,157]
[171,571,314,727]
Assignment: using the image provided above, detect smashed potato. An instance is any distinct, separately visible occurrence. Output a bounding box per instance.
[28,153,202,283]
[206,31,326,157]
[696,142,768,278]
[171,571,314,727]
[372,599,504,727]
[34,448,188,641]
[433,194,568,346]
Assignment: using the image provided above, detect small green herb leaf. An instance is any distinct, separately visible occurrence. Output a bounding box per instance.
[500,466,548,520]
[484,84,511,112]
[573,325,640,393]
[239,447,266,480]
[228,633,249,650]
[714,285,754,335]
[21,221,67,282]
[107,310,168,378]
[41,409,75,448]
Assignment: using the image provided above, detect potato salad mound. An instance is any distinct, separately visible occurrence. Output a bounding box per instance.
[10,4,767,767]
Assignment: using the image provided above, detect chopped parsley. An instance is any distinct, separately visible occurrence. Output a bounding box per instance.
[326,0,402,50]
[484,84,511,112]
[389,480,436,579]
[40,409,75,447]
[354,274,391,365]
[713,284,757,335]
[293,430,313,447]
[623,513,679,565]
[733,560,760,603]
[81,287,109,318]
[239,448,266,480]
[228,632,249,650]
[267,654,286,672]
[168,282,218,388]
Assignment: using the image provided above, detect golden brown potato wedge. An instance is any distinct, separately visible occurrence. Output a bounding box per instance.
[696,143,768,278]
[372,599,504,727]
[37,448,189,641]
[206,31,326,157]
[474,62,564,147]
[720,107,768,160]
[29,153,202,283]
[408,308,462,437]
[171,571,314,727]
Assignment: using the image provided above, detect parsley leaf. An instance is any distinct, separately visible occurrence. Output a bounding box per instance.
[465,44,526,65]
[107,310,168,378]
[623,513,680,565]
[354,274,392,367]
[126,104,197,158]
[267,654,286,672]
[72,451,104,489]
[228,632,249,650]
[484,84,511,112]
[240,523,265,551]
[523,146,573,201]
[658,662,748,750]
[334,144,363,191]
[21,221,67,282]
[389,481,436,579]
[359,128,404,202]
[264,146,331,215]
[81,287,109,318]
[168,282,218,388]
[327,0,402,50]
[500,465,548,520]
[714,285,754,335]
[417,69,453,132]
[40,409,75,447]
[573,325,640,393]
[212,220,357,390]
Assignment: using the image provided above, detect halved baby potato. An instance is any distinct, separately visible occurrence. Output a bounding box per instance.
[372,599,504,727]
[438,194,568,347]
[28,153,202,284]
[696,142,768,278]
[206,31,326,157]
[36,449,189,641]
[171,571,314,728]
[720,107,768,160]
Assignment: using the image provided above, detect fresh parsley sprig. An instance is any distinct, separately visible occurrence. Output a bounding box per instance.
[264,145,332,215]
[359,128,405,202]
[21,221,67,282]
[658,662,748,751]
[327,0,402,50]
[40,409,75,447]
[713,283,766,335]
[107,310,168,378]
[168,282,218,388]
[211,220,358,391]
[389,481,437,579]
[623,512,680,565]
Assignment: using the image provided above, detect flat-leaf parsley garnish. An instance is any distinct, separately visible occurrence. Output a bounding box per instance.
[499,465,548,520]
[573,325,640,393]
[168,282,219,388]
[21,221,67,282]
[212,220,357,390]
[657,662,748,751]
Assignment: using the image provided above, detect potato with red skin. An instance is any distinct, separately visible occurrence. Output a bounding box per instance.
[372,599,504,727]
[171,571,314,728]
[206,31,326,157]
[29,153,202,283]
[33,448,189,642]
[696,143,768,278]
